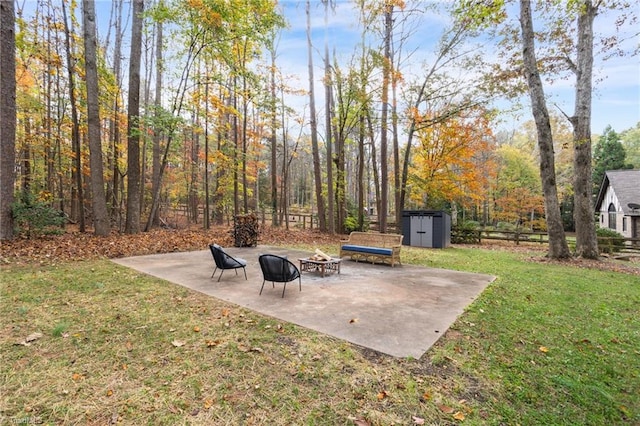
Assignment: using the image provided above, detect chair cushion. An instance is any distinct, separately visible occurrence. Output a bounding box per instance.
[341,244,393,256]
[223,257,246,268]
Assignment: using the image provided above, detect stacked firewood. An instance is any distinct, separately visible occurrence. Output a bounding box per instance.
[232,213,259,247]
[309,248,332,261]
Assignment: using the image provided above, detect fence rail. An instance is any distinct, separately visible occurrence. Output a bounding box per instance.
[452,228,640,254]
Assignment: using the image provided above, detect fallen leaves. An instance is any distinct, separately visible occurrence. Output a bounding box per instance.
[438,404,455,414]
[376,390,389,401]
[14,332,43,346]
[453,411,466,421]
[0,226,344,265]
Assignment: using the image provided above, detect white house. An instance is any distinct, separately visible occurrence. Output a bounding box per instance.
[594,170,640,239]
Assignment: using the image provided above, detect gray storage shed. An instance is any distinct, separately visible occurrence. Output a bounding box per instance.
[401,210,451,248]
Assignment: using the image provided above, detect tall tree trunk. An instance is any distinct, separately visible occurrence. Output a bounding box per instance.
[151,11,163,226]
[188,111,198,223]
[61,0,85,232]
[367,112,381,221]
[0,0,16,240]
[379,4,392,233]
[324,1,335,234]
[519,0,570,259]
[392,63,401,230]
[108,0,123,226]
[125,0,144,234]
[571,0,599,259]
[203,78,210,229]
[306,0,327,231]
[20,130,31,193]
[242,81,249,214]
[331,91,346,233]
[358,113,365,230]
[45,5,54,199]
[232,76,240,217]
[269,47,279,226]
[82,0,110,236]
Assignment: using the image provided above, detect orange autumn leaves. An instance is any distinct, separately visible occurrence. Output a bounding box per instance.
[409,110,496,209]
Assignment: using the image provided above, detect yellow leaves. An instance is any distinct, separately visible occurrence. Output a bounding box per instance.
[539,346,549,353]
[409,108,495,208]
[453,411,466,421]
[203,398,214,410]
[376,390,389,400]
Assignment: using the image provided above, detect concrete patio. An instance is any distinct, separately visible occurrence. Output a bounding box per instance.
[113,246,495,358]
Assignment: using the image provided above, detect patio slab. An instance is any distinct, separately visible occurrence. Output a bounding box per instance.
[112,246,495,358]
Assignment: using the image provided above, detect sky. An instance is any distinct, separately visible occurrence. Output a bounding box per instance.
[275,0,640,136]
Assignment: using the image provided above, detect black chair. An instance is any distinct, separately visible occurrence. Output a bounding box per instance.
[258,254,301,298]
[209,244,247,282]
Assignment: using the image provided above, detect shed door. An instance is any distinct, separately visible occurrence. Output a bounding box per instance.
[410,215,433,248]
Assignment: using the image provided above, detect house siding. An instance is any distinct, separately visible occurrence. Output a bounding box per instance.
[597,185,632,238]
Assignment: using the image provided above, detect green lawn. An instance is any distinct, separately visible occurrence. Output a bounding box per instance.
[1,246,638,425]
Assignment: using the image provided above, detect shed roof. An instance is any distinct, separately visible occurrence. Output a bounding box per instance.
[595,169,640,216]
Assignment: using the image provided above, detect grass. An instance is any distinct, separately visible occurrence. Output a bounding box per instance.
[1,245,639,425]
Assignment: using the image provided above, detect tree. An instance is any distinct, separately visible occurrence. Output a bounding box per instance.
[378,2,392,233]
[82,0,110,236]
[519,0,570,259]
[105,0,125,226]
[125,0,144,234]
[408,110,494,211]
[61,0,85,232]
[323,0,335,235]
[306,0,327,232]
[151,1,165,228]
[0,0,16,240]
[620,122,640,168]
[459,0,635,258]
[593,125,633,195]
[493,145,544,230]
[569,0,598,259]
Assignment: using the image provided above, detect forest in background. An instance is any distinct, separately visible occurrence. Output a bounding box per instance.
[0,0,638,249]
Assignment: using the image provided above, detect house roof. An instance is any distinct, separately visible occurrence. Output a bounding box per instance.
[595,169,640,216]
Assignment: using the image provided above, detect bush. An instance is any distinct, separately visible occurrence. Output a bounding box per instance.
[452,221,480,244]
[343,215,369,233]
[496,221,517,232]
[596,227,625,254]
[11,191,65,238]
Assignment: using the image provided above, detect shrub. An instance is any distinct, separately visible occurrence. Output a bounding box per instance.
[452,221,480,244]
[344,215,369,233]
[596,227,625,254]
[11,191,65,238]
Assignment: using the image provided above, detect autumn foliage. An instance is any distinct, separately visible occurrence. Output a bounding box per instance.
[408,109,496,209]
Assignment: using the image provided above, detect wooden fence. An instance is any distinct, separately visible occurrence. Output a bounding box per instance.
[452,228,640,254]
